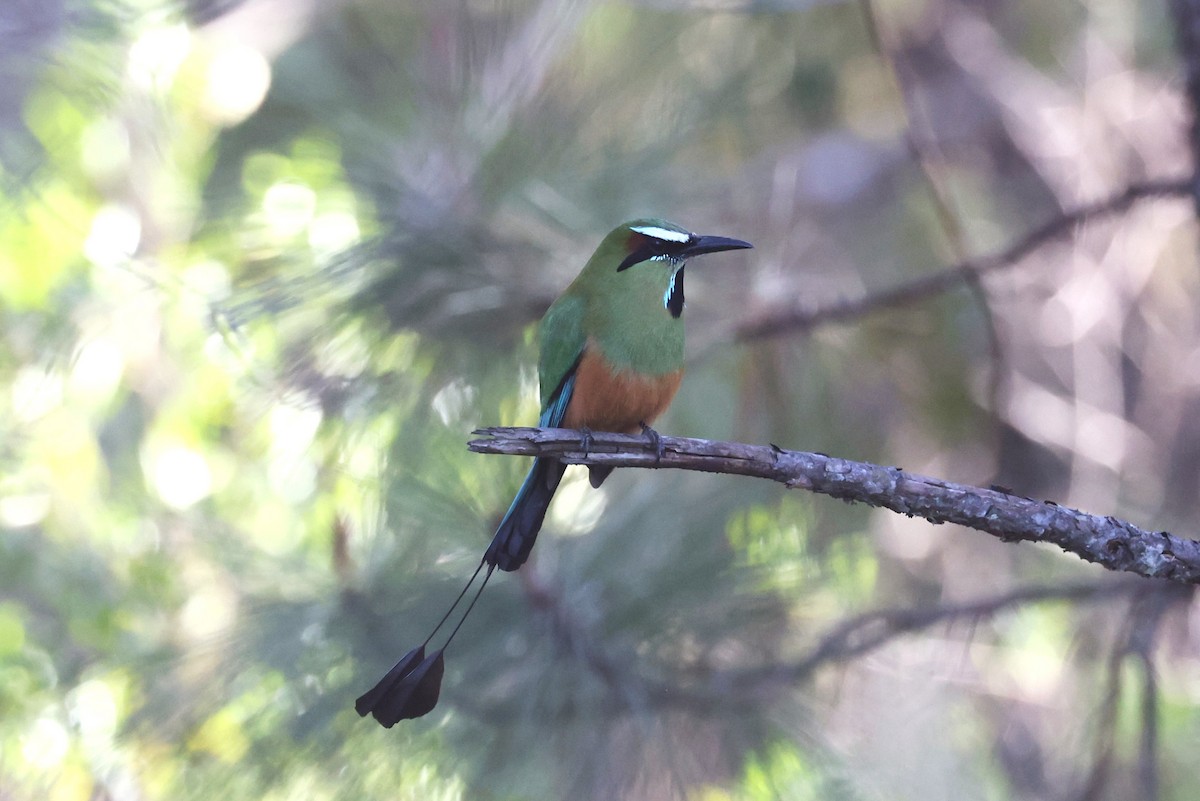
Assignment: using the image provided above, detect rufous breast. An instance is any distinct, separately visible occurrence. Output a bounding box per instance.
[561,345,683,433]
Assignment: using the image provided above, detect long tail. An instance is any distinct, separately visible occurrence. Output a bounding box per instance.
[484,457,567,571]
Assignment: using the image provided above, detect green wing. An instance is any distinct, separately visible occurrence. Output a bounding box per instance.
[537,293,586,413]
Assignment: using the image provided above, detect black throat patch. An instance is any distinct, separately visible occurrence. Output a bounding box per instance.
[666,266,684,318]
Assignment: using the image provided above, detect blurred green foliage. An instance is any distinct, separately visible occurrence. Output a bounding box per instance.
[2,0,1198,799]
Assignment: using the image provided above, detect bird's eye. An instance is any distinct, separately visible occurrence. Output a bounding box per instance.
[617,232,692,272]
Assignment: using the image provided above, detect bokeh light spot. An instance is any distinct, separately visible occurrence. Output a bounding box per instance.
[262,182,317,238]
[68,679,119,741]
[69,338,125,406]
[128,24,191,92]
[180,585,238,642]
[83,205,142,268]
[21,717,70,769]
[549,470,607,535]
[148,446,213,510]
[202,44,271,125]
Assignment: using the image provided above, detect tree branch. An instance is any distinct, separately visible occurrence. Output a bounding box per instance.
[469,427,1200,584]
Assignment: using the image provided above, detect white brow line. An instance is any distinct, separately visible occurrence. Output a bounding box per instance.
[630,225,690,243]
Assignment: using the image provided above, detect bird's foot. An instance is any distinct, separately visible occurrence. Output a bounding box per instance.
[640,422,665,462]
[577,426,594,456]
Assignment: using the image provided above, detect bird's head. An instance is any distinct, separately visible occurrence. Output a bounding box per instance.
[581,218,753,318]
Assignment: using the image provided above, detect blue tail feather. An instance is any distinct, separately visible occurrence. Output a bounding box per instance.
[483,359,578,571]
[484,457,567,571]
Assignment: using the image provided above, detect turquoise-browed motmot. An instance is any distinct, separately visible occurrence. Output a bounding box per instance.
[356,219,752,726]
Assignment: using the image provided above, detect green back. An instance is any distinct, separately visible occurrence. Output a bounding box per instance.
[537,219,689,409]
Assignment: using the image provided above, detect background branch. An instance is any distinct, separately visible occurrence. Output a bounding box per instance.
[470,427,1200,584]
[463,577,1147,721]
[735,177,1191,341]
[1170,0,1200,211]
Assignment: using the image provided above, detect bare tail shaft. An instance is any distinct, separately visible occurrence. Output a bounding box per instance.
[484,457,567,571]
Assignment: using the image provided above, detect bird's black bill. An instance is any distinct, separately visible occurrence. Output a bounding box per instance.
[617,230,752,272]
[356,561,494,726]
[680,234,753,258]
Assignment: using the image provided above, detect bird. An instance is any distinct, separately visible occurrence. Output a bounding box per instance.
[355,218,752,726]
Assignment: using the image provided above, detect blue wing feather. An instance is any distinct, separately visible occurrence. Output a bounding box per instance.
[539,371,575,428]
